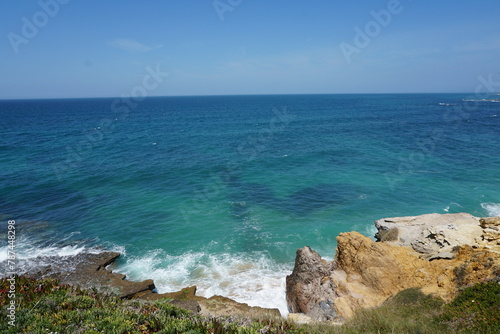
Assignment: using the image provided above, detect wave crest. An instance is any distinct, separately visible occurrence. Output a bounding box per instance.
[481,202,500,217]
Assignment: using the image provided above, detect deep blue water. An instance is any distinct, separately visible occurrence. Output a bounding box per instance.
[1,94,499,313]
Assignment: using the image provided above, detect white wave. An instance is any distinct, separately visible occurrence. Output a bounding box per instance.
[116,250,292,316]
[0,234,105,274]
[481,202,500,217]
[1,236,83,261]
[0,232,291,315]
[443,202,463,213]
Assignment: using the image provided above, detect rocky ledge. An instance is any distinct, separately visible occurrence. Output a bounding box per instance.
[286,213,500,323]
[21,252,281,319]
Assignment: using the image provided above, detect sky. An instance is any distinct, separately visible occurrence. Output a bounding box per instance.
[1,0,500,99]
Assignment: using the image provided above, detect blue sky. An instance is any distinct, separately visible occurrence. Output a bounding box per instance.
[1,0,500,99]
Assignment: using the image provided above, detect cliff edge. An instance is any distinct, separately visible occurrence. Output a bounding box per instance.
[286,213,500,322]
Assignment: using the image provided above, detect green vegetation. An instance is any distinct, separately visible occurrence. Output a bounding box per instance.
[333,288,448,334]
[0,276,499,333]
[440,281,500,334]
[0,276,302,334]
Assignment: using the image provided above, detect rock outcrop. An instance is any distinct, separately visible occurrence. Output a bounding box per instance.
[286,246,337,321]
[374,213,484,257]
[137,286,281,319]
[480,217,500,244]
[22,252,155,299]
[286,213,500,322]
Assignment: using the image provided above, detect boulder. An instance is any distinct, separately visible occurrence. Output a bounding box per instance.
[286,246,337,321]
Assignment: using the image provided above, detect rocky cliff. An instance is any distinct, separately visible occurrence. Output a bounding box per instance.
[286,213,500,322]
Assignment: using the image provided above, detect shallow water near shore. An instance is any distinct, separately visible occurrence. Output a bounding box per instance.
[1,94,499,315]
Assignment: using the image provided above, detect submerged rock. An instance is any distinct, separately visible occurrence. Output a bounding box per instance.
[286,213,500,322]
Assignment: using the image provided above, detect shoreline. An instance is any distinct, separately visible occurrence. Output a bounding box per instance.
[3,249,283,319]
[2,212,499,321]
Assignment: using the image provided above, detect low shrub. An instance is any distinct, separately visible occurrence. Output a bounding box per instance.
[440,281,500,333]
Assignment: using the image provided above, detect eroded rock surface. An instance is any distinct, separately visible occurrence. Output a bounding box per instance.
[374,213,483,257]
[286,246,337,321]
[480,217,500,244]
[286,213,500,322]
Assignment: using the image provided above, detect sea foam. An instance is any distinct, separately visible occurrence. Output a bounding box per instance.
[0,234,115,277]
[0,232,290,315]
[116,250,291,316]
[482,202,500,217]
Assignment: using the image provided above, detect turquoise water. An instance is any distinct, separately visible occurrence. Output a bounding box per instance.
[1,94,499,314]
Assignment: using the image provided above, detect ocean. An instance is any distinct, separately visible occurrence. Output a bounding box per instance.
[1,93,499,315]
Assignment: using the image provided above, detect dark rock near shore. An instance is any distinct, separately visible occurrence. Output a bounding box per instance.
[22,252,155,299]
[286,246,337,321]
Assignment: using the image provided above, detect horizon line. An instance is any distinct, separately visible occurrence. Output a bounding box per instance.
[0,92,482,102]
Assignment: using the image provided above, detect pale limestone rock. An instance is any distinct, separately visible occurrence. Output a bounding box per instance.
[375,213,482,256]
[429,251,455,260]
